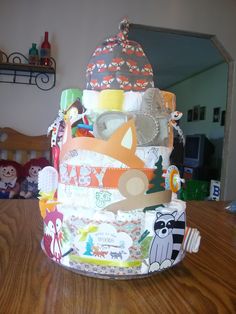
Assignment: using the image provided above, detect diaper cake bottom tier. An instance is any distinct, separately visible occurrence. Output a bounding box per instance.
[40,200,189,279]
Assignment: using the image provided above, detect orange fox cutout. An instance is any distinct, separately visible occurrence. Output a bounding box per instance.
[60,119,145,168]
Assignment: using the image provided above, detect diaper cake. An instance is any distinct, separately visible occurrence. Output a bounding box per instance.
[38,19,201,279]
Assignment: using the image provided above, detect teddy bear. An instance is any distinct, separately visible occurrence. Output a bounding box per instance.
[20,157,50,199]
[0,160,22,199]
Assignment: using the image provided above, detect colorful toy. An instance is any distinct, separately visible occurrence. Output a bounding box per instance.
[0,160,22,199]
[20,157,50,199]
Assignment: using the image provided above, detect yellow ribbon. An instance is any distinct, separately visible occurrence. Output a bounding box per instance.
[38,191,55,201]
[38,191,61,219]
[38,198,61,219]
[70,255,142,268]
[78,225,98,241]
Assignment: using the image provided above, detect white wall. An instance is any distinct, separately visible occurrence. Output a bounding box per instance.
[1,0,236,199]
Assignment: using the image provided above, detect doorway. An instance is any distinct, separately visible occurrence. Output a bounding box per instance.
[129,24,232,200]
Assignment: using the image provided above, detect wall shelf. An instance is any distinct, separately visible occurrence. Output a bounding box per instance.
[0,51,56,91]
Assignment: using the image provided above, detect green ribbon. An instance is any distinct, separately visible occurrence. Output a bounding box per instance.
[78,225,98,241]
[70,255,142,268]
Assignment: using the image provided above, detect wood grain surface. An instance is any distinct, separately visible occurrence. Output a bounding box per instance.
[0,200,235,314]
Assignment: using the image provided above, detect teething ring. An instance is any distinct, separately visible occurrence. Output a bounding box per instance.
[169,168,180,193]
[165,165,181,193]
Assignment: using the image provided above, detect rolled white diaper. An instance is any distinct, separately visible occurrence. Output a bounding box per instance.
[82,89,144,113]
[82,90,100,111]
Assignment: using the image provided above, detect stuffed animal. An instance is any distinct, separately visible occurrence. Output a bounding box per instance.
[20,157,50,199]
[0,160,22,199]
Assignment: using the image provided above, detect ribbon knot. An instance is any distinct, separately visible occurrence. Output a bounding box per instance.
[78,225,98,241]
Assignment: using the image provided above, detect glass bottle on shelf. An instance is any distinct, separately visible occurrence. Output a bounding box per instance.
[28,43,39,65]
[40,31,51,66]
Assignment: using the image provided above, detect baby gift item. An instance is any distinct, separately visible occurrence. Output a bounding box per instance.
[39,19,201,279]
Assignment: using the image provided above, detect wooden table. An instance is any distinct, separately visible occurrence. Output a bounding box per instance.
[0,200,235,313]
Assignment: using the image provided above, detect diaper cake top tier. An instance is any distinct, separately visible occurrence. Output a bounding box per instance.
[86,19,154,91]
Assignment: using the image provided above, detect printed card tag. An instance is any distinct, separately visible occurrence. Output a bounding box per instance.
[76,223,133,262]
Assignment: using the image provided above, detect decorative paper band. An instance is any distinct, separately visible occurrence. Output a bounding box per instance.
[60,164,154,189]
[104,189,172,213]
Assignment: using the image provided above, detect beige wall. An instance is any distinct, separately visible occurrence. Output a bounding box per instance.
[1,0,236,199]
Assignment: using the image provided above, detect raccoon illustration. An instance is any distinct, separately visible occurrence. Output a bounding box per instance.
[149,210,185,272]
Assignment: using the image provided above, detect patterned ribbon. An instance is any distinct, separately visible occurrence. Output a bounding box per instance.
[60,165,154,189]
